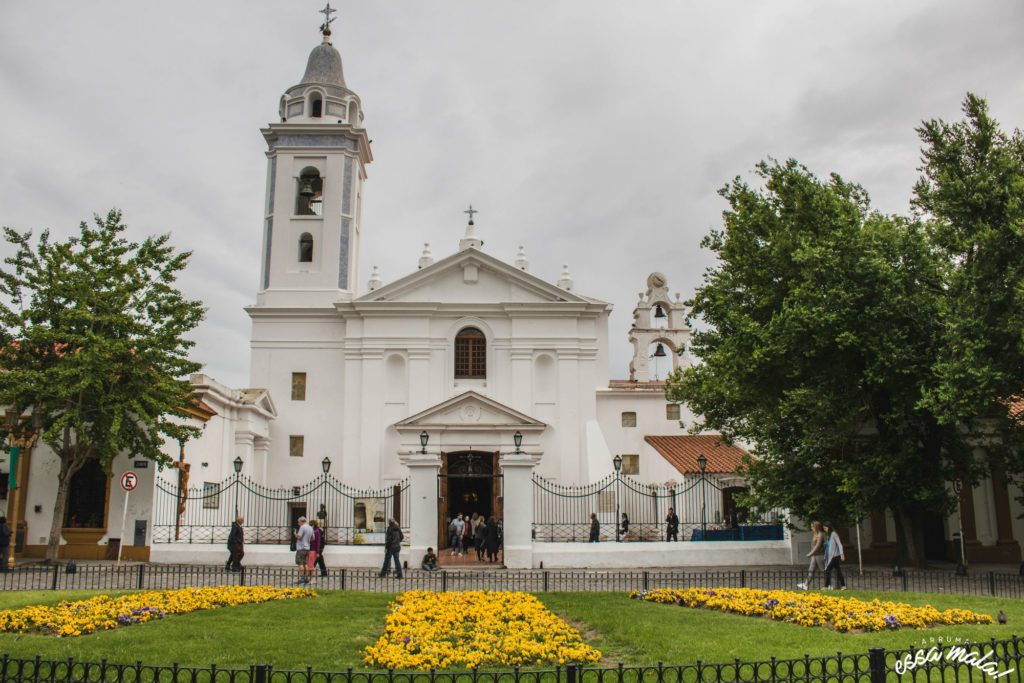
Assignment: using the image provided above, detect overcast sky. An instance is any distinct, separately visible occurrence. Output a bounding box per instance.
[1,1,1022,390]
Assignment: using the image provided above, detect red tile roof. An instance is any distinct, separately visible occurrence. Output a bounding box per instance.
[644,435,747,475]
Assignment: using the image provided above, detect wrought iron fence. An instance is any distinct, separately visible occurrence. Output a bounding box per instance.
[152,474,409,545]
[532,473,787,543]
[2,637,1022,682]
[2,565,1024,597]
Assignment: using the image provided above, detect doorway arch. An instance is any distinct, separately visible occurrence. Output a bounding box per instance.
[438,451,502,549]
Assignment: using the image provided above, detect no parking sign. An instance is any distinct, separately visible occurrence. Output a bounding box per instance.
[120,471,138,492]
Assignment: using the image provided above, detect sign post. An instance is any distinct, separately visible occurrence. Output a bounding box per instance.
[117,472,139,566]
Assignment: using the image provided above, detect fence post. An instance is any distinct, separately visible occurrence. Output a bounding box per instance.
[254,664,267,683]
[137,564,144,590]
[989,571,996,596]
[740,569,746,588]
[51,564,59,591]
[543,571,549,593]
[901,572,908,592]
[643,571,649,591]
[341,568,346,591]
[566,664,577,683]
[240,566,246,587]
[867,647,886,683]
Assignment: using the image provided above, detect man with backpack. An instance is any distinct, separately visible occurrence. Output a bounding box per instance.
[449,513,465,556]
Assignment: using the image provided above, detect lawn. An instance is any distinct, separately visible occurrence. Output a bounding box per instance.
[0,588,1019,670]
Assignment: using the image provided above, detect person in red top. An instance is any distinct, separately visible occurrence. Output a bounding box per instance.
[310,519,328,577]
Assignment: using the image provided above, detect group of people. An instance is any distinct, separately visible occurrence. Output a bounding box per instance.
[447,513,502,562]
[587,507,681,542]
[798,520,846,590]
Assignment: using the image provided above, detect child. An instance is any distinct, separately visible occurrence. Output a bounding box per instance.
[421,547,439,571]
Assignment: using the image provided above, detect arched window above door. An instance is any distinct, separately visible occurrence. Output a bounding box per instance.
[454,327,486,378]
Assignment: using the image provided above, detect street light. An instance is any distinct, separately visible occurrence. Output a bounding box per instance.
[232,456,243,517]
[697,454,708,538]
[419,431,428,454]
[613,454,622,542]
[321,456,331,474]
[513,431,523,454]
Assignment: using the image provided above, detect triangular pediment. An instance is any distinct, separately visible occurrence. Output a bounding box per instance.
[394,391,546,431]
[356,248,605,306]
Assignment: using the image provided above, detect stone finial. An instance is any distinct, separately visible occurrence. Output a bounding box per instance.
[557,264,573,291]
[418,243,434,270]
[368,265,382,291]
[459,213,483,251]
[514,245,529,271]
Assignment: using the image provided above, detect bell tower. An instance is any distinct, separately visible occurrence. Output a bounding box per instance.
[256,4,372,307]
[628,272,691,382]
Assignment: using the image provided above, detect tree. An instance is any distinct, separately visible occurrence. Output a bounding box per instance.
[0,209,205,562]
[666,94,1024,567]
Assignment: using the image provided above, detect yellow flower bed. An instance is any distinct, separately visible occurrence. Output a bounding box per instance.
[364,590,601,669]
[0,585,315,638]
[631,587,992,632]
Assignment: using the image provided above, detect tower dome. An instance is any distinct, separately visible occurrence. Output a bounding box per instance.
[299,37,347,89]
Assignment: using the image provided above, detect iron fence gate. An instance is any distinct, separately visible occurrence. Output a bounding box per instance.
[153,473,409,545]
[532,473,787,542]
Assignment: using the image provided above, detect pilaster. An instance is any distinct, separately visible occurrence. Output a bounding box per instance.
[398,453,441,560]
[499,452,542,568]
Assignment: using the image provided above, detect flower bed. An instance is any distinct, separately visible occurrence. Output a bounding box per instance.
[364,590,601,669]
[0,585,315,637]
[631,587,992,632]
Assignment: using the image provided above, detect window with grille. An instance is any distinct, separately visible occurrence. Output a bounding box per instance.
[202,482,220,509]
[291,372,307,401]
[621,412,637,428]
[454,327,486,378]
[666,403,680,420]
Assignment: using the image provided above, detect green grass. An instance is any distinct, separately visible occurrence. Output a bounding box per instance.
[0,588,1020,670]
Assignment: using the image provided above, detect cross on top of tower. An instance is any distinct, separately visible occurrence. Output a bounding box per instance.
[464,204,479,225]
[319,2,337,37]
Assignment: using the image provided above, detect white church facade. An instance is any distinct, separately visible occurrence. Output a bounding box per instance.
[5,13,1022,569]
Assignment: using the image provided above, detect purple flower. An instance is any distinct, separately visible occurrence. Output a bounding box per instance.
[884,615,900,628]
[765,599,779,609]
[403,636,412,644]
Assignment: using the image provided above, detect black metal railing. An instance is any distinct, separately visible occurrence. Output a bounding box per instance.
[2,636,1022,682]
[532,473,787,543]
[152,474,410,545]
[2,565,1023,598]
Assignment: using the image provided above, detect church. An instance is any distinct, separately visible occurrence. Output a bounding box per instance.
[4,8,1021,569]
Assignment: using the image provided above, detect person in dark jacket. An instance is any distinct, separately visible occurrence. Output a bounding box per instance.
[589,512,600,542]
[311,519,328,577]
[666,507,680,541]
[0,516,12,572]
[226,516,244,571]
[485,516,500,562]
[474,519,487,561]
[618,513,630,542]
[380,518,403,578]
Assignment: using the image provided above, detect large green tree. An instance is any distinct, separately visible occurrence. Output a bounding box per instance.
[0,210,205,562]
[666,95,1024,567]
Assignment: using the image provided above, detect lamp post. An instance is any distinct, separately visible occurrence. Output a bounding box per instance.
[420,431,428,455]
[613,454,622,541]
[321,456,331,474]
[513,431,523,455]
[319,456,332,537]
[953,476,968,576]
[232,456,243,517]
[697,454,708,538]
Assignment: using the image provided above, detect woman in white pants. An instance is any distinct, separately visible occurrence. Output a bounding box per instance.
[797,521,826,590]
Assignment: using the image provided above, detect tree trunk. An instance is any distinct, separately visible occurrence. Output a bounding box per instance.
[45,456,75,563]
[892,505,928,569]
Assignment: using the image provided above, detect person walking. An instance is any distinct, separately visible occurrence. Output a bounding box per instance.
[822,521,847,590]
[797,521,826,590]
[310,519,328,577]
[0,516,11,572]
[485,515,500,562]
[589,512,600,542]
[451,514,465,556]
[665,507,680,541]
[462,514,473,554]
[380,517,403,578]
[225,515,245,572]
[618,512,630,542]
[293,516,314,584]
[474,518,487,561]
